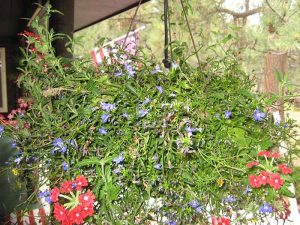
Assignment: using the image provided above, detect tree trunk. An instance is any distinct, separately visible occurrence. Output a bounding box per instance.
[263,51,287,120]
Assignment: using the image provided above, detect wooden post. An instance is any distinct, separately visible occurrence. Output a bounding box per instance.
[263,51,287,120]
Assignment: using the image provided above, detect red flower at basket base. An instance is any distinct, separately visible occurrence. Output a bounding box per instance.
[79,189,95,206]
[278,164,293,175]
[74,175,88,191]
[53,203,69,222]
[268,173,284,190]
[249,175,261,188]
[247,161,260,168]
[60,180,73,194]
[51,187,60,202]
[217,217,231,225]
[258,150,271,157]
[258,171,270,186]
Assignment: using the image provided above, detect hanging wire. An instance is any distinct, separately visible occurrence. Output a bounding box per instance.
[163,0,171,68]
[179,0,201,69]
[122,0,143,49]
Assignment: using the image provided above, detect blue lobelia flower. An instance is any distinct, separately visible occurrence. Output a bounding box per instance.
[254,109,266,122]
[99,127,107,135]
[259,202,273,214]
[139,109,149,117]
[185,126,196,137]
[195,205,205,213]
[151,65,162,74]
[113,153,124,165]
[154,163,162,170]
[189,200,200,208]
[0,125,4,136]
[224,110,232,119]
[53,138,67,153]
[101,102,116,112]
[115,71,123,77]
[62,162,68,171]
[166,220,177,225]
[156,86,163,94]
[11,141,17,149]
[224,195,236,203]
[143,98,151,105]
[101,114,110,123]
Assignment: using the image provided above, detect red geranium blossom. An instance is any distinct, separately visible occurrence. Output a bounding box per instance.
[258,150,271,157]
[278,164,292,175]
[271,152,281,159]
[249,175,261,188]
[258,171,270,186]
[268,173,284,190]
[217,217,231,225]
[74,175,88,191]
[247,161,260,168]
[51,187,60,203]
[60,180,73,194]
[79,189,95,205]
[69,206,85,225]
[53,203,69,222]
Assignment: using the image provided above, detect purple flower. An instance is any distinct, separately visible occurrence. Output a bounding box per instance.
[115,71,123,77]
[224,110,232,119]
[189,200,200,208]
[0,125,4,136]
[139,109,149,117]
[259,202,273,214]
[39,190,51,204]
[62,162,68,171]
[113,153,124,164]
[11,141,17,149]
[122,113,129,119]
[143,98,151,105]
[244,185,252,194]
[166,220,177,225]
[113,168,121,174]
[101,102,116,112]
[254,109,266,122]
[171,62,179,69]
[99,127,107,135]
[185,126,196,137]
[151,65,162,74]
[154,163,162,170]
[125,63,135,77]
[196,205,205,213]
[53,138,64,148]
[101,114,110,123]
[156,86,163,94]
[224,195,236,203]
[14,157,22,165]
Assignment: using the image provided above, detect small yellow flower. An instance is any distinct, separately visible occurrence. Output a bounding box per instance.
[12,168,19,176]
[216,178,224,187]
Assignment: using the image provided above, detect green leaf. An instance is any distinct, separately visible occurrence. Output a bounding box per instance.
[76,155,115,167]
[278,186,295,198]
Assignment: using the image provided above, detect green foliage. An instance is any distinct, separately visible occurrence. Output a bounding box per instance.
[2,8,299,224]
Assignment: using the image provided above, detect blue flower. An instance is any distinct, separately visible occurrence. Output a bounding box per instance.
[171,62,179,69]
[53,138,64,148]
[185,126,196,137]
[224,195,236,203]
[0,125,4,136]
[125,63,135,77]
[115,71,123,77]
[11,141,17,149]
[244,185,252,194]
[224,110,232,119]
[259,202,273,214]
[195,205,205,213]
[189,200,200,208]
[143,98,151,105]
[122,113,129,119]
[101,102,116,112]
[156,86,163,94]
[62,162,68,171]
[254,109,266,122]
[39,190,52,204]
[14,156,22,165]
[99,127,107,135]
[101,114,110,123]
[139,109,149,117]
[113,153,124,164]
[166,220,177,225]
[113,168,121,174]
[154,163,162,170]
[151,65,162,74]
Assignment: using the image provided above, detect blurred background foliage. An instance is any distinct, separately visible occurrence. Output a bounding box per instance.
[74,0,300,93]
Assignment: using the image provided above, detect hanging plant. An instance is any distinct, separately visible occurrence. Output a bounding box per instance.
[1,6,299,225]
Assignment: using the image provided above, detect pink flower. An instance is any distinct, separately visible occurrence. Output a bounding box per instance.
[74,175,88,191]
[278,164,292,174]
[246,161,260,168]
[268,173,284,190]
[51,187,60,203]
[79,189,95,206]
[53,203,69,222]
[249,175,261,188]
[60,180,73,194]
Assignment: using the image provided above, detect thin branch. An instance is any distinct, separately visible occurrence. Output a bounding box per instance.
[265,0,286,22]
[216,6,262,18]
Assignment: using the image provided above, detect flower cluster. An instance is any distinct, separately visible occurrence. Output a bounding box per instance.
[50,175,95,225]
[247,150,292,190]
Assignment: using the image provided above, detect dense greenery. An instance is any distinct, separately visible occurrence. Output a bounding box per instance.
[0,7,299,224]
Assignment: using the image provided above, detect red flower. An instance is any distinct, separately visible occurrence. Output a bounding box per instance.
[258,171,270,186]
[271,152,281,159]
[82,204,94,217]
[60,180,73,194]
[51,187,60,203]
[69,206,85,225]
[249,175,261,188]
[74,175,88,191]
[217,217,230,225]
[278,164,292,175]
[268,173,284,190]
[53,203,69,222]
[258,150,271,157]
[79,189,95,206]
[247,161,260,168]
